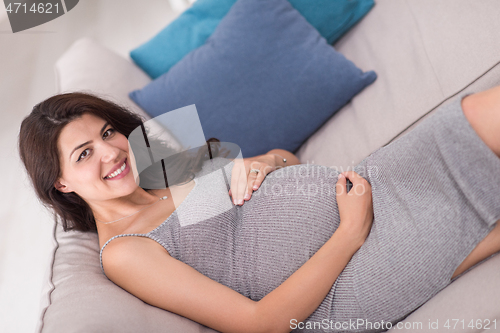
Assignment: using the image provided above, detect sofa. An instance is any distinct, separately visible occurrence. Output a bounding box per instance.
[37,0,500,332]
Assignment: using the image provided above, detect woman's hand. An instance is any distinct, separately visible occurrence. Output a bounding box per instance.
[229,154,277,206]
[335,171,374,249]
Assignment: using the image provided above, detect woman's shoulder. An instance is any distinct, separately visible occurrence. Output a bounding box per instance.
[99,234,170,277]
[99,233,146,255]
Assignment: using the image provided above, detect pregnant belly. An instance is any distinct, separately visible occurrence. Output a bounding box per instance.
[231,165,342,300]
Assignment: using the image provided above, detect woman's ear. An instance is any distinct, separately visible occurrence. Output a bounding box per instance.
[54,180,71,193]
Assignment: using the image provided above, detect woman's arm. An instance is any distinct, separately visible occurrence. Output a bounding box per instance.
[102,230,359,333]
[253,148,301,169]
[102,172,372,333]
[257,230,360,332]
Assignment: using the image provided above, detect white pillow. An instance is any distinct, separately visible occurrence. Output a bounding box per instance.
[54,37,183,151]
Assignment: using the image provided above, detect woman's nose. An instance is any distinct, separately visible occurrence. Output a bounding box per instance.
[100,142,120,164]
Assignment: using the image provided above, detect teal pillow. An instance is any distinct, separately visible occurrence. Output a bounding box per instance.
[131,0,375,79]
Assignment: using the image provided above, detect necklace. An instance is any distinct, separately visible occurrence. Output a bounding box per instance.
[95,194,168,225]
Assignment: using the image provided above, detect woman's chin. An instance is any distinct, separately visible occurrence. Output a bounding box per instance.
[100,175,141,200]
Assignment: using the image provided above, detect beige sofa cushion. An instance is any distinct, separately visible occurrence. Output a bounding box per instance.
[296,0,500,171]
[388,254,500,332]
[40,223,217,333]
[39,0,500,331]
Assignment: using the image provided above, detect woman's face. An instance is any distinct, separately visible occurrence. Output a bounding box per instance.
[56,113,138,203]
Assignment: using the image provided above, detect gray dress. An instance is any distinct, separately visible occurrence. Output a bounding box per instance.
[100,94,500,332]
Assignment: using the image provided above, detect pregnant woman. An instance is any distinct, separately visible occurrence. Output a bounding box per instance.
[19,86,500,333]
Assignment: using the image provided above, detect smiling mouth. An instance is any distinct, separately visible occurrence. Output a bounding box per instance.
[104,159,127,179]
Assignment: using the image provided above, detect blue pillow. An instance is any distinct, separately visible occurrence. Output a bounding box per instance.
[129,0,377,158]
[131,0,374,79]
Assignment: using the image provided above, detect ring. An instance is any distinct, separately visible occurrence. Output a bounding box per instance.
[250,169,260,174]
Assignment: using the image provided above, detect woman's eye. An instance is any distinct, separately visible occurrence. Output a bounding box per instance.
[103,128,115,139]
[77,148,90,162]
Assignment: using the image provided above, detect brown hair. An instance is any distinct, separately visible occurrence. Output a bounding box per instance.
[19,92,221,233]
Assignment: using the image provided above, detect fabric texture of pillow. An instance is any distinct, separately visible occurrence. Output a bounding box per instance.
[130,0,375,79]
[129,0,377,158]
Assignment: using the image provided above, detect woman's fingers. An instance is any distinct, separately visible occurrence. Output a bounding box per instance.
[335,171,373,248]
[335,173,347,199]
[249,160,272,191]
[341,171,370,196]
[251,167,266,191]
[230,159,274,205]
[230,158,249,205]
[245,168,260,200]
[342,171,365,184]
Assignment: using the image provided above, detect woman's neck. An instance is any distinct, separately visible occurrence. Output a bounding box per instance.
[93,179,196,238]
[92,186,168,235]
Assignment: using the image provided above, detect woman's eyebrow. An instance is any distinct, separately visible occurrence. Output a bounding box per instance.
[70,141,91,160]
[69,122,109,160]
[100,122,109,135]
